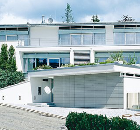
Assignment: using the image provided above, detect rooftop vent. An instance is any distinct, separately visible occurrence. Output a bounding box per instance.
[42,15,45,24]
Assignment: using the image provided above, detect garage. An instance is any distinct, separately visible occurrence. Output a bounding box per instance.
[53,72,124,108]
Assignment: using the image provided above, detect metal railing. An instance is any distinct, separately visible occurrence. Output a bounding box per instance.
[17,38,58,47]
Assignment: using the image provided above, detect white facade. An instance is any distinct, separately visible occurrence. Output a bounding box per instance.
[0,81,32,104]
[1,23,140,108]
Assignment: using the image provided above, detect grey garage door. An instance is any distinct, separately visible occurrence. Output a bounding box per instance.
[53,72,123,108]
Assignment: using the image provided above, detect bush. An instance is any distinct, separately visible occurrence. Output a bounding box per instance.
[65,112,140,130]
[66,112,111,130]
[34,65,52,70]
[111,117,140,130]
[0,69,24,88]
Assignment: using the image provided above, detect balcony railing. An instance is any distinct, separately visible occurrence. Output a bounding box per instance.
[17,38,58,47]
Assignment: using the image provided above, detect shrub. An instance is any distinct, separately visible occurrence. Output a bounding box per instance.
[65,112,140,130]
[0,69,24,88]
[34,65,52,70]
[61,64,75,67]
[111,117,140,130]
[66,112,111,130]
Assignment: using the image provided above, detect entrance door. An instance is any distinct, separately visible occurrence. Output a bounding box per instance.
[49,58,60,68]
[41,80,51,103]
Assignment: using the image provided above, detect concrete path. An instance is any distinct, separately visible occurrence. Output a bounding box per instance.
[10,104,140,125]
[0,106,66,130]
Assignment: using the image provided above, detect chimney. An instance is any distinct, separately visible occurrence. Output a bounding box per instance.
[42,15,45,24]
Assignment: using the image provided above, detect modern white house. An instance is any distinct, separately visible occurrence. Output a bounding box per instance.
[0,22,140,109]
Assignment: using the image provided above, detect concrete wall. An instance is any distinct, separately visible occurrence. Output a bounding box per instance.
[53,72,124,108]
[105,25,114,45]
[124,77,140,109]
[30,77,51,103]
[30,26,58,47]
[0,81,32,104]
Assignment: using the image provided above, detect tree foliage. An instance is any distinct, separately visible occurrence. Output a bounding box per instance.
[62,3,74,23]
[0,44,17,72]
[66,112,140,130]
[0,44,24,88]
[0,44,8,70]
[0,69,24,88]
[7,45,17,72]
[118,15,135,22]
[91,15,100,22]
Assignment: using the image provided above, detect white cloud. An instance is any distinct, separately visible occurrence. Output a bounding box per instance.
[0,13,40,24]
[0,0,140,24]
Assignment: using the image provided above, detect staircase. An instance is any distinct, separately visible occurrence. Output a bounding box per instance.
[27,102,56,107]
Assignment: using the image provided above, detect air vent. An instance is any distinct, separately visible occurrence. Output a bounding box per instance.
[43,79,48,81]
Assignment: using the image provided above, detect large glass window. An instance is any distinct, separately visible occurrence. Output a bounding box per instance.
[7,35,17,41]
[59,34,70,45]
[114,33,125,45]
[36,58,47,67]
[49,59,60,68]
[60,58,70,66]
[71,35,81,45]
[136,33,140,44]
[23,58,28,72]
[0,35,6,41]
[28,58,35,71]
[18,35,29,46]
[94,33,105,45]
[83,34,92,45]
[126,33,135,44]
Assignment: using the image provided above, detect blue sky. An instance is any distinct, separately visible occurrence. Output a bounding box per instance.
[0,0,140,24]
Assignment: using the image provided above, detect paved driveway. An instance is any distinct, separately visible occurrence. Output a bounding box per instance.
[0,106,66,130]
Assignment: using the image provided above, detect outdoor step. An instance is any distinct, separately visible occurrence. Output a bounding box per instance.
[27,103,56,107]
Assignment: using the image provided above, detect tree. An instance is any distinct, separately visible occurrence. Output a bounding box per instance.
[7,45,17,72]
[91,15,100,22]
[118,15,135,22]
[0,44,8,70]
[0,44,17,72]
[62,3,74,23]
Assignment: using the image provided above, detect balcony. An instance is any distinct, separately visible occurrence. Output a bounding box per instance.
[17,38,58,47]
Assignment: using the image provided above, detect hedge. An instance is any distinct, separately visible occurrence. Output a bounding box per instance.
[66,112,140,130]
[0,69,24,88]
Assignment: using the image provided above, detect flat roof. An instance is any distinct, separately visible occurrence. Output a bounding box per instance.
[28,63,140,78]
[1,22,140,27]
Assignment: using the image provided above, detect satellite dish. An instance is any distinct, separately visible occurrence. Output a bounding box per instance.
[48,18,53,23]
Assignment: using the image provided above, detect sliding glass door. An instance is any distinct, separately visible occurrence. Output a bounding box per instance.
[49,58,60,68]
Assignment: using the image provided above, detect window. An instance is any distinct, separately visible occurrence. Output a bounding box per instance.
[71,35,81,45]
[59,34,70,45]
[38,87,41,95]
[7,35,17,41]
[28,58,35,71]
[18,35,29,46]
[94,33,105,45]
[0,35,6,41]
[114,33,125,45]
[60,58,70,66]
[36,58,47,67]
[114,32,140,45]
[83,34,92,45]
[59,33,105,45]
[126,33,135,44]
[136,33,140,44]
[49,58,60,68]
